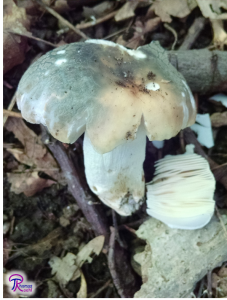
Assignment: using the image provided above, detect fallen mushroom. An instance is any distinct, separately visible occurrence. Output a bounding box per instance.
[16,40,196,215]
[146,144,215,229]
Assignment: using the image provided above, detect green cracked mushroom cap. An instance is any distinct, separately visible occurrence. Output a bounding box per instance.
[16,40,196,154]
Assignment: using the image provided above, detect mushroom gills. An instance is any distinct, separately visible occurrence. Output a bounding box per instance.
[146,144,215,229]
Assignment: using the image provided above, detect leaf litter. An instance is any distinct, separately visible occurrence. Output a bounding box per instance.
[5,117,64,196]
[3,0,227,297]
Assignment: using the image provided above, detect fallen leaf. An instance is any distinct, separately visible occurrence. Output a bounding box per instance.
[211,19,227,49]
[3,0,30,74]
[83,1,115,19]
[77,270,87,298]
[8,227,63,262]
[49,235,105,286]
[49,253,79,286]
[197,0,227,19]
[115,1,139,22]
[46,280,64,298]
[218,266,227,278]
[117,17,161,49]
[5,117,64,196]
[210,111,227,127]
[190,114,214,148]
[151,0,197,23]
[51,0,71,13]
[212,266,227,297]
[7,171,55,197]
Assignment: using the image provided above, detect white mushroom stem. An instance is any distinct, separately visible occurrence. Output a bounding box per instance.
[83,124,146,216]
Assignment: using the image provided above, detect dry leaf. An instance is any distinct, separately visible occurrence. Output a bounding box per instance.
[151,0,197,23]
[8,228,63,263]
[117,17,161,49]
[115,1,139,22]
[212,267,227,297]
[83,1,115,19]
[77,270,87,298]
[3,0,30,73]
[211,19,227,49]
[52,0,70,13]
[5,118,63,196]
[49,236,105,286]
[49,253,79,286]
[197,0,227,19]
[210,111,227,127]
[7,171,55,197]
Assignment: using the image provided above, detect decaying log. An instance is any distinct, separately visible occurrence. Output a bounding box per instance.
[140,43,227,94]
[168,49,227,94]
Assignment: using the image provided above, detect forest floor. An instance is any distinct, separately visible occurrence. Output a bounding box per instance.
[3,0,227,298]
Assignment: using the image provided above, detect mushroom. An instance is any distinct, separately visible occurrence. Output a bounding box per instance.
[146,144,215,229]
[16,39,196,215]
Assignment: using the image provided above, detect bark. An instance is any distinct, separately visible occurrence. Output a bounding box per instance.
[168,49,227,94]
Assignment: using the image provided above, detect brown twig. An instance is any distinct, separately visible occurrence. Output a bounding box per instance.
[179,17,206,50]
[207,270,213,298]
[108,227,123,297]
[164,23,178,50]
[3,93,17,126]
[45,138,109,241]
[5,30,58,48]
[108,227,139,297]
[3,109,22,119]
[34,0,89,40]
[76,10,119,30]
[183,128,227,190]
[88,279,112,298]
[112,210,126,248]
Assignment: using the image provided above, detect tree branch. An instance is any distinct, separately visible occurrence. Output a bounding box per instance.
[168,49,227,94]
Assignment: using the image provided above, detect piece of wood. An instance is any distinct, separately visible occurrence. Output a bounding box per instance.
[179,17,206,50]
[3,109,22,118]
[168,49,227,94]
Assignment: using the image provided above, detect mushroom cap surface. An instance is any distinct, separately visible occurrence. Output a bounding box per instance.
[17,40,196,153]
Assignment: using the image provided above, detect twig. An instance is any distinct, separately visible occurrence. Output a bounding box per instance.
[3,109,22,118]
[164,23,178,50]
[108,227,124,297]
[3,93,17,126]
[108,227,139,297]
[5,30,58,48]
[112,210,126,248]
[207,270,213,298]
[88,279,111,298]
[34,0,89,40]
[103,27,127,40]
[76,10,119,30]
[179,17,206,50]
[197,277,205,298]
[44,135,109,241]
